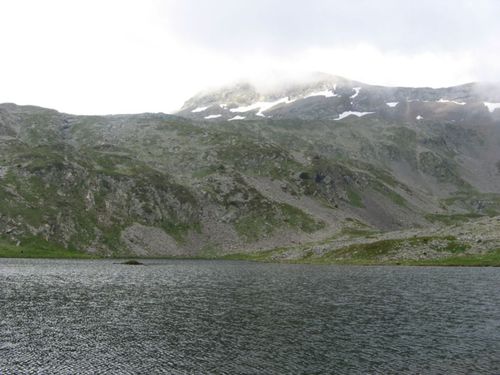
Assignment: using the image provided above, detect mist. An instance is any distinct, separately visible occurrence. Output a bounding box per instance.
[0,0,499,114]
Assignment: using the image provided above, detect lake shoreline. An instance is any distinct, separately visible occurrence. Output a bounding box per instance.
[1,253,499,267]
[2,234,499,266]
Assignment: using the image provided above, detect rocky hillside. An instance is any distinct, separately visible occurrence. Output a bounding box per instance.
[1,74,500,258]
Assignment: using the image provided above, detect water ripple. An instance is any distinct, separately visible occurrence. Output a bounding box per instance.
[0,259,499,374]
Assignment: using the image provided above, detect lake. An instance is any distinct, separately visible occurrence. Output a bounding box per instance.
[0,259,499,374]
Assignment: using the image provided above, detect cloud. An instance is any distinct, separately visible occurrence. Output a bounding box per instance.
[161,0,500,54]
[0,0,498,114]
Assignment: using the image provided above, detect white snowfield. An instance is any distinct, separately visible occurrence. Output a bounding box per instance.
[334,111,374,121]
[204,114,222,119]
[305,89,338,98]
[228,115,246,121]
[438,99,466,105]
[229,97,295,117]
[386,102,399,107]
[192,106,209,113]
[350,87,362,99]
[416,115,423,120]
[484,102,500,113]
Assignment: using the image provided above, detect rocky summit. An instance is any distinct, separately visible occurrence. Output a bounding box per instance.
[1,73,500,262]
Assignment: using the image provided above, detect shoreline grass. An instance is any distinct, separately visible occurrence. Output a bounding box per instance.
[219,247,500,267]
[1,240,499,267]
[0,240,98,259]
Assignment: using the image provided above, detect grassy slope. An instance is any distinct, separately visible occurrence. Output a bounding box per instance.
[1,107,500,262]
[222,249,500,266]
[0,239,97,259]
[221,236,500,267]
[402,250,500,267]
[1,237,498,266]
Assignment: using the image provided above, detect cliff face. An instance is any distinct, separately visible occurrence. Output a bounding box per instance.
[1,76,500,257]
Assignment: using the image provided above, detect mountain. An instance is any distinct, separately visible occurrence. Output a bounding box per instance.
[1,74,500,261]
[177,73,500,122]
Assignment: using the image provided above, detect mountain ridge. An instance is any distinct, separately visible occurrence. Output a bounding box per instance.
[1,74,500,261]
[177,74,500,122]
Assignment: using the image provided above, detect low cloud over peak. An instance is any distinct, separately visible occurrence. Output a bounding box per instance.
[0,0,498,114]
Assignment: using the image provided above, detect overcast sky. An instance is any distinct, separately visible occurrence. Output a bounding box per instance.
[1,0,499,114]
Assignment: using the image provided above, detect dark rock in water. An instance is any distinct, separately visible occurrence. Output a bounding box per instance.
[122,260,144,265]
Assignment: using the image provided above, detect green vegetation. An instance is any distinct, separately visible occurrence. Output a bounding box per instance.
[335,239,400,259]
[280,203,325,232]
[425,213,483,225]
[441,192,500,218]
[0,238,96,259]
[1,101,499,261]
[216,139,303,179]
[218,235,483,266]
[338,227,378,238]
[346,188,364,208]
[374,186,407,207]
[418,151,470,187]
[403,249,500,267]
[191,164,225,178]
[0,229,496,266]
[234,202,323,242]
[309,236,469,263]
[234,214,276,242]
[221,248,284,262]
[220,246,500,267]
[161,221,201,243]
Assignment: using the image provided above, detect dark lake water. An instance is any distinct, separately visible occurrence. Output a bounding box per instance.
[0,259,499,374]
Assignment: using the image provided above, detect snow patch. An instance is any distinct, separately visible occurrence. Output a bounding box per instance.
[438,99,466,105]
[192,106,209,113]
[350,87,361,99]
[334,111,374,121]
[204,114,222,119]
[305,89,338,98]
[230,97,295,116]
[416,115,423,120]
[219,103,228,109]
[484,102,500,113]
[386,102,399,108]
[228,115,246,121]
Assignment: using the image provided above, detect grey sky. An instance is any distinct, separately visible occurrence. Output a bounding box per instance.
[164,0,499,54]
[0,0,498,114]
